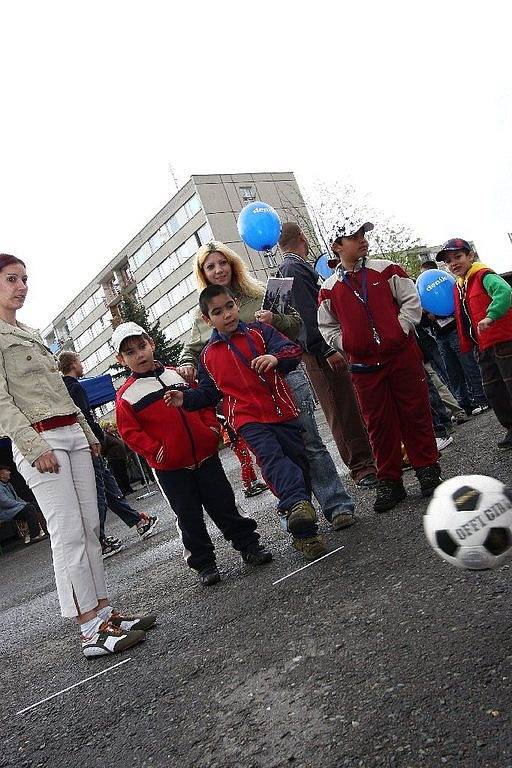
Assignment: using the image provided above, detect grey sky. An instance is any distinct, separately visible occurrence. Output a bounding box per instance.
[1,0,510,329]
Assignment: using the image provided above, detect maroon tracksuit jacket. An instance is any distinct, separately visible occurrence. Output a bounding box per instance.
[318,257,438,480]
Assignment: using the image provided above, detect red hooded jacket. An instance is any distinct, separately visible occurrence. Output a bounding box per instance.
[116,363,220,471]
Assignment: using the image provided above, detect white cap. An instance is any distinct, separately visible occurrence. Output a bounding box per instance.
[328,220,374,249]
[111,322,146,353]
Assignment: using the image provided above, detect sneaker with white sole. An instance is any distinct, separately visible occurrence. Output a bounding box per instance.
[136,515,159,539]
[101,538,123,559]
[81,621,146,658]
[108,609,157,632]
[472,405,489,415]
[436,435,453,452]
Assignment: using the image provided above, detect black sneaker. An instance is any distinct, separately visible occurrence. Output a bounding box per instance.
[101,538,123,559]
[356,473,378,488]
[416,464,442,498]
[498,431,512,451]
[241,543,273,565]
[243,482,268,498]
[136,516,159,539]
[198,566,221,587]
[373,480,406,512]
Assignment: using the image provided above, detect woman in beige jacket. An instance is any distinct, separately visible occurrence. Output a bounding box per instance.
[0,253,154,657]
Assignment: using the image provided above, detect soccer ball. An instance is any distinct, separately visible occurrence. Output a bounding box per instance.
[423,475,512,570]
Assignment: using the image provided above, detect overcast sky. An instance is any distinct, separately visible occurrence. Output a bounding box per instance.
[1,0,510,329]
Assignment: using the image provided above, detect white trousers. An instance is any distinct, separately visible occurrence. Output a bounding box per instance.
[13,423,107,618]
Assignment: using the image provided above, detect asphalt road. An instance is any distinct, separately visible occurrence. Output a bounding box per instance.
[1,409,512,768]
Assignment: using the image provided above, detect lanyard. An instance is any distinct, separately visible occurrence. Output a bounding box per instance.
[341,263,381,346]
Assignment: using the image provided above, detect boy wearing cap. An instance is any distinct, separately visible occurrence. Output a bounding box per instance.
[112,322,272,587]
[436,239,512,450]
[318,220,441,511]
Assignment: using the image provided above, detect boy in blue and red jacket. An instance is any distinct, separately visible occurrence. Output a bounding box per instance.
[165,285,328,562]
[113,322,271,587]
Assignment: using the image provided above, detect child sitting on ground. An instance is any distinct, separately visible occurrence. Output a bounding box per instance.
[436,238,512,451]
[164,285,328,562]
[113,322,272,587]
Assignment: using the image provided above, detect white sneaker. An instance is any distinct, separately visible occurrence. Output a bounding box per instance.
[81,621,146,658]
[472,405,489,415]
[436,436,454,451]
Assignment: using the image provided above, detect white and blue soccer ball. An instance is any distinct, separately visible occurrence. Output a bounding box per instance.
[424,475,512,570]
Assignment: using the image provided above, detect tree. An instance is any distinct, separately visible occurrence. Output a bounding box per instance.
[113,296,183,371]
[302,179,425,278]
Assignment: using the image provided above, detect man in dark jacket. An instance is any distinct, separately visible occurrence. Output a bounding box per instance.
[58,352,159,557]
[277,222,376,487]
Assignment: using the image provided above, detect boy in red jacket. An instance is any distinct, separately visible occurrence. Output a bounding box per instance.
[165,285,328,562]
[113,322,271,587]
[436,238,512,451]
[318,219,441,512]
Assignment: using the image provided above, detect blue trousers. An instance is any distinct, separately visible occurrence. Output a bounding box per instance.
[436,328,487,411]
[93,456,141,540]
[285,368,354,521]
[240,419,318,538]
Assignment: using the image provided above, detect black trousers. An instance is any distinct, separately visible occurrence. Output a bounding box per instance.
[478,341,512,431]
[155,454,259,571]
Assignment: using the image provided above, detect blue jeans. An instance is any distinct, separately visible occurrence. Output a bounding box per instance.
[285,367,355,522]
[93,456,142,540]
[436,328,487,411]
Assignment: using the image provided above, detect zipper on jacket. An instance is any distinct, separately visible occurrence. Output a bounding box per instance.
[157,373,200,468]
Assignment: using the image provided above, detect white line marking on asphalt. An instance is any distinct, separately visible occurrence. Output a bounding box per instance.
[272,545,345,586]
[16,658,132,715]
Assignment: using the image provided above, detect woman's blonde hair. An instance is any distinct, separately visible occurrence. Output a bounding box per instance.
[193,241,264,299]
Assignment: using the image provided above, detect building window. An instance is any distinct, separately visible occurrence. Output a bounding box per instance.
[240,185,256,203]
[68,288,104,331]
[147,274,196,322]
[75,313,111,352]
[196,222,213,246]
[82,342,112,374]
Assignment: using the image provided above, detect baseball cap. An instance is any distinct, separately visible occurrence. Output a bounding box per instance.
[436,238,472,262]
[111,322,146,353]
[328,220,374,251]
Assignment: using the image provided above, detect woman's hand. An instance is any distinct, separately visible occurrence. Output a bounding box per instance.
[176,365,197,383]
[251,354,278,373]
[34,450,60,474]
[254,310,274,324]
[90,443,102,458]
[164,390,184,407]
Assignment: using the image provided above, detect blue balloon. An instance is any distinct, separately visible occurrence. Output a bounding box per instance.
[416,269,456,317]
[237,201,282,252]
[314,253,335,279]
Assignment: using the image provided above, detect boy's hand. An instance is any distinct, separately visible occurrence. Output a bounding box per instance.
[251,354,278,373]
[176,365,197,383]
[90,443,102,458]
[478,317,493,334]
[164,389,184,407]
[155,445,165,463]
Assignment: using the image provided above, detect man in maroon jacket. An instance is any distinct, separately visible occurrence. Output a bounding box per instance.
[318,219,441,512]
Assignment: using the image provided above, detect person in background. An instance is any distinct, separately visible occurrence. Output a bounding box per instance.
[102,423,135,496]
[418,257,488,416]
[436,238,512,450]
[318,220,442,512]
[58,351,159,558]
[0,464,46,544]
[277,222,377,489]
[0,253,154,658]
[218,415,268,498]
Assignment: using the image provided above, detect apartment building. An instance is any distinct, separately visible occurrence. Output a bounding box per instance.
[42,171,319,391]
